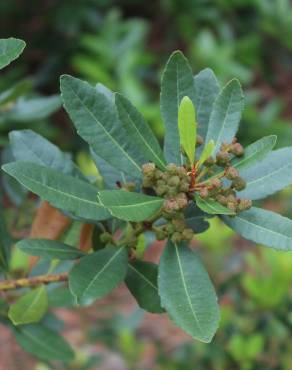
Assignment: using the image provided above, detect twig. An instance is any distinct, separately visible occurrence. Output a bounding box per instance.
[0,273,68,291]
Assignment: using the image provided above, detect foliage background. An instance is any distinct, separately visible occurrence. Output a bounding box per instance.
[0,1,292,369]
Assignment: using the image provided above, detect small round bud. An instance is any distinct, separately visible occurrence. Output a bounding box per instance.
[156,228,166,241]
[182,228,194,241]
[154,170,164,179]
[227,201,237,212]
[164,199,179,212]
[142,162,155,174]
[238,199,252,212]
[216,194,227,206]
[232,177,246,191]
[171,232,182,243]
[196,135,204,147]
[216,151,230,166]
[172,219,185,232]
[166,163,177,174]
[225,166,239,180]
[204,156,215,167]
[210,178,222,188]
[176,193,188,209]
[165,223,175,234]
[155,185,168,196]
[179,182,190,192]
[232,143,244,157]
[168,186,178,197]
[199,188,209,199]
[168,175,180,187]
[100,232,113,244]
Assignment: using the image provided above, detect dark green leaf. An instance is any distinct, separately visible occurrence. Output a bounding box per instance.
[222,207,292,251]
[8,286,48,325]
[2,162,110,221]
[0,197,11,271]
[158,240,220,342]
[98,190,164,221]
[69,245,127,304]
[0,79,32,106]
[205,79,244,154]
[194,68,220,139]
[238,147,292,200]
[160,51,195,164]
[0,38,26,70]
[13,323,74,362]
[60,75,142,179]
[115,93,166,169]
[16,239,85,260]
[126,261,164,313]
[195,194,235,215]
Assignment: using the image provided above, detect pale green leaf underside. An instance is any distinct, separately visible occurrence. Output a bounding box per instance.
[2,162,110,221]
[98,190,164,222]
[60,75,142,179]
[205,79,244,154]
[198,139,215,167]
[158,240,220,342]
[9,286,48,325]
[0,38,26,70]
[16,239,85,260]
[195,194,235,215]
[222,207,292,251]
[69,245,127,305]
[115,93,166,169]
[161,51,196,164]
[238,147,292,200]
[13,324,74,362]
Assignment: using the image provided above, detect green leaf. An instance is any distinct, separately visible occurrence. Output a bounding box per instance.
[231,135,277,171]
[0,79,32,106]
[0,38,26,70]
[178,96,197,166]
[195,194,235,215]
[13,323,74,361]
[198,140,215,167]
[98,190,164,222]
[238,147,292,200]
[115,93,166,169]
[0,198,12,271]
[160,51,195,164]
[222,207,292,251]
[158,240,220,342]
[9,286,48,325]
[205,79,244,154]
[194,68,220,140]
[126,261,164,313]
[60,75,142,179]
[2,162,110,221]
[9,130,83,179]
[69,245,128,304]
[184,203,210,234]
[16,239,85,260]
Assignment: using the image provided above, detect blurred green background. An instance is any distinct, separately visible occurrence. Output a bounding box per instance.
[0,1,292,369]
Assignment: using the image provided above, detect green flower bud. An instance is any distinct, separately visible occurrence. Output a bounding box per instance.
[199,188,209,199]
[168,175,180,187]
[225,166,239,180]
[156,185,168,196]
[176,193,188,209]
[210,178,222,188]
[227,201,237,212]
[182,228,194,241]
[179,182,190,192]
[165,223,175,234]
[216,194,227,206]
[156,228,166,241]
[204,156,215,167]
[166,163,177,175]
[216,151,230,166]
[172,219,185,232]
[232,143,244,157]
[100,232,113,244]
[238,199,252,212]
[171,232,182,243]
[232,177,246,191]
[142,162,155,174]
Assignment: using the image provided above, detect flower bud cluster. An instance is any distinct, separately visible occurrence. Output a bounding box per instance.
[142,163,194,242]
[198,138,252,213]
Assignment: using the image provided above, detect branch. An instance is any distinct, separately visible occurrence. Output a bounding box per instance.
[0,273,68,291]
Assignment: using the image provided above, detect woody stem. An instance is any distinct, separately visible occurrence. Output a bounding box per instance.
[0,273,68,291]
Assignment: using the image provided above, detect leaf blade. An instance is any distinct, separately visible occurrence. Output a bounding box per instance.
[98,190,164,222]
[158,240,220,342]
[195,194,235,215]
[0,38,26,70]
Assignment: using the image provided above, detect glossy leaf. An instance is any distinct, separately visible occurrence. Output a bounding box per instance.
[2,162,110,221]
[9,130,83,179]
[0,38,25,70]
[60,75,142,179]
[222,207,292,251]
[98,190,164,222]
[194,68,220,139]
[195,194,235,215]
[198,140,215,167]
[126,261,164,313]
[9,286,48,325]
[69,245,127,304]
[13,324,74,361]
[158,240,220,342]
[16,239,85,260]
[0,199,11,271]
[184,203,210,234]
[205,79,244,154]
[238,147,292,200]
[178,96,197,165]
[115,93,166,169]
[160,51,195,164]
